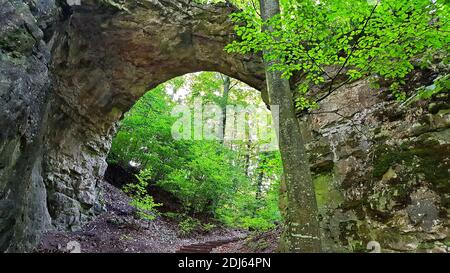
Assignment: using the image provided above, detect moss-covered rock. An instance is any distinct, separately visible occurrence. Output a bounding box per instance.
[314,174,344,210]
[0,27,36,55]
[305,70,449,252]
[0,0,56,252]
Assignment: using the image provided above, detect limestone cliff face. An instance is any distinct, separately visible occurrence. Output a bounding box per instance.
[0,0,60,252]
[303,74,449,252]
[0,0,448,252]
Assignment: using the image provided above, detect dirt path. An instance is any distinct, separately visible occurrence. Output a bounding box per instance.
[176,238,241,253]
[35,181,246,253]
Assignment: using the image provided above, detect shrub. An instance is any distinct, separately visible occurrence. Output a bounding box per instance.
[201,223,216,233]
[178,217,201,237]
[123,169,162,220]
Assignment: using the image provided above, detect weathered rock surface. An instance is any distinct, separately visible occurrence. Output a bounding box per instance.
[304,75,449,252]
[0,0,61,252]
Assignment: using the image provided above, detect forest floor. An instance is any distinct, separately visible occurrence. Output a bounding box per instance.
[35,181,249,253]
[211,228,281,253]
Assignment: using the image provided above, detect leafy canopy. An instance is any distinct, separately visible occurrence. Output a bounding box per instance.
[225,0,450,108]
[109,73,283,231]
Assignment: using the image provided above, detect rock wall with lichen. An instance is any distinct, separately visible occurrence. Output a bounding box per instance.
[303,72,449,252]
[0,0,59,252]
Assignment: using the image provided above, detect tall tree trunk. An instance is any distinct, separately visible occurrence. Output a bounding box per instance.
[259,0,322,252]
[244,139,252,177]
[255,154,266,200]
[220,75,231,144]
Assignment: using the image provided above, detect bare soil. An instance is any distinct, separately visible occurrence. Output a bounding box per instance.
[35,181,247,253]
[212,229,281,253]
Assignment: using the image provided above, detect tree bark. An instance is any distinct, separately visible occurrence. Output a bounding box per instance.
[255,153,266,200]
[220,75,231,144]
[244,139,252,177]
[259,0,322,252]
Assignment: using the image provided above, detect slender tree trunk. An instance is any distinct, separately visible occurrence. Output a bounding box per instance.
[255,154,266,200]
[244,139,252,177]
[259,0,322,252]
[220,75,231,144]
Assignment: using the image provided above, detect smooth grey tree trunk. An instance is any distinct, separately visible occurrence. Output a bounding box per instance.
[259,0,322,252]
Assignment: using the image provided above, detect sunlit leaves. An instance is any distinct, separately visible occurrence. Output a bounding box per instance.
[226,0,450,107]
[109,73,283,231]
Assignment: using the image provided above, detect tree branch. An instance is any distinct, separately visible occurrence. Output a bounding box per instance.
[319,2,380,101]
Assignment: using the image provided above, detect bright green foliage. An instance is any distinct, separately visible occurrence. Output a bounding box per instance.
[123,168,162,220]
[158,141,248,214]
[185,72,224,105]
[177,216,218,237]
[109,73,283,231]
[183,71,261,107]
[218,179,281,231]
[163,212,217,236]
[226,0,450,108]
[202,222,217,232]
[109,86,186,182]
[217,151,283,231]
[415,74,450,100]
[178,217,202,237]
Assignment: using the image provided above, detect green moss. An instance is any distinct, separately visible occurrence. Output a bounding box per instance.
[444,240,450,247]
[371,138,449,216]
[109,107,123,119]
[373,142,449,189]
[0,27,35,55]
[372,145,407,178]
[437,108,450,116]
[314,174,343,209]
[418,242,436,250]
[314,174,332,208]
[371,227,405,248]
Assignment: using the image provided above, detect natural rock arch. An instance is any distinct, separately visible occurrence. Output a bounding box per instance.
[3,0,447,253]
[46,1,267,231]
[0,0,265,251]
